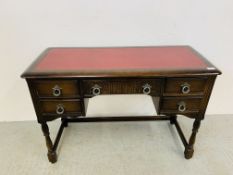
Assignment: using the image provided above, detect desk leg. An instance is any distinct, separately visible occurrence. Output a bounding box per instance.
[170,115,177,124]
[41,123,57,163]
[184,119,201,159]
[61,118,68,127]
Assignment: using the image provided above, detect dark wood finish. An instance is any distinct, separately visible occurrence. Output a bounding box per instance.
[66,116,171,122]
[184,119,201,159]
[21,46,221,78]
[40,99,82,115]
[41,123,57,163]
[173,117,188,147]
[160,97,202,114]
[34,80,80,98]
[40,120,67,163]
[169,115,177,125]
[83,78,161,97]
[197,76,217,119]
[52,121,66,152]
[164,77,207,96]
[21,46,221,163]
[61,118,68,127]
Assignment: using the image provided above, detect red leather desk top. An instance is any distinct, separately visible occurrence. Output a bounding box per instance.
[22,46,220,78]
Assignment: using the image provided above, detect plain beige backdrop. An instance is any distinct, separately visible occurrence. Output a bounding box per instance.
[0,0,232,121]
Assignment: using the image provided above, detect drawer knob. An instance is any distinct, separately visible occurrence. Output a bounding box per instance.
[178,101,186,112]
[92,84,101,96]
[56,104,64,115]
[142,84,151,94]
[52,85,62,97]
[181,83,190,94]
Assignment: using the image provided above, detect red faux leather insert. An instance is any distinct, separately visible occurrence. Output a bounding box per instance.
[35,47,207,71]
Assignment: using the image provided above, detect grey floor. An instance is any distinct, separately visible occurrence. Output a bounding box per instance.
[0,115,233,175]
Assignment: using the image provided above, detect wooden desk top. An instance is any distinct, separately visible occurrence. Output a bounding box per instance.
[21,46,221,78]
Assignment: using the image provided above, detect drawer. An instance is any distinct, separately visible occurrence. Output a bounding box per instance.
[83,79,161,96]
[34,80,79,98]
[160,97,202,114]
[164,78,207,96]
[40,100,82,115]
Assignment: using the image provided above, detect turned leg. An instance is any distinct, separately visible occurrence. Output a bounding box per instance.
[41,123,57,163]
[170,115,177,125]
[184,119,201,159]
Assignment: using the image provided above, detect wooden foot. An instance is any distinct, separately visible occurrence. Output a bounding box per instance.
[170,115,177,125]
[184,119,201,159]
[184,147,194,159]
[47,151,57,163]
[41,122,57,163]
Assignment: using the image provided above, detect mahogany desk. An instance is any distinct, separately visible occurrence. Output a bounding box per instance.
[21,46,221,163]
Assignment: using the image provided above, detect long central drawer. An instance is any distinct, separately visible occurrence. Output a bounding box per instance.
[83,79,162,97]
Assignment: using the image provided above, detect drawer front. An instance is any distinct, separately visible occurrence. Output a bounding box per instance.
[34,80,79,98]
[83,79,161,96]
[40,100,82,115]
[160,97,202,114]
[164,78,207,96]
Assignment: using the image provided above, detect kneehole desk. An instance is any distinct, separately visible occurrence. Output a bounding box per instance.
[21,46,221,163]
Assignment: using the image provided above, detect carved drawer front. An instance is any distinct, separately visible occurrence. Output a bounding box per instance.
[164,78,207,96]
[34,80,79,98]
[83,79,161,96]
[40,100,82,115]
[160,97,202,114]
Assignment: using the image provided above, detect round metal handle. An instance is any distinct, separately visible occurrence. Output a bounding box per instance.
[142,84,152,95]
[56,104,64,115]
[178,101,186,112]
[181,83,190,94]
[92,84,101,96]
[52,85,62,97]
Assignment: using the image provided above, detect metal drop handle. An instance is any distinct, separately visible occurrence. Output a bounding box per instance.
[52,85,62,97]
[181,83,190,94]
[92,84,101,96]
[142,84,151,95]
[56,104,64,115]
[178,101,186,112]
